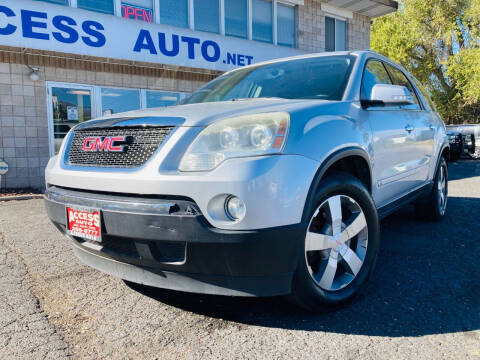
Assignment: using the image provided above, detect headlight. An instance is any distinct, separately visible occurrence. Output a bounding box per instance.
[179,112,289,172]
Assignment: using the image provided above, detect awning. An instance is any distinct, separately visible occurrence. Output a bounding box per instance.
[323,0,398,18]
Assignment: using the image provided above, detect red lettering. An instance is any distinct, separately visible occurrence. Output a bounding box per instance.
[82,137,96,151]
[145,10,151,23]
[134,8,142,20]
[95,137,110,151]
[107,136,125,152]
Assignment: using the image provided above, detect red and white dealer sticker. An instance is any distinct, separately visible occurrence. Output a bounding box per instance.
[66,207,101,242]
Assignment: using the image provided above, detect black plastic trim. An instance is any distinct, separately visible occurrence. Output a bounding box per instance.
[377,182,433,219]
[302,146,372,222]
[44,186,306,296]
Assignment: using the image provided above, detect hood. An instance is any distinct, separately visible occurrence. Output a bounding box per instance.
[74,98,328,130]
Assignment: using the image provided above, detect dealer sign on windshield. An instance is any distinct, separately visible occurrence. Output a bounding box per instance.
[66,207,101,242]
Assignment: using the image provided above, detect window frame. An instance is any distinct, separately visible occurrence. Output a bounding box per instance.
[360,58,426,112]
[383,62,424,111]
[360,59,392,101]
[325,15,347,52]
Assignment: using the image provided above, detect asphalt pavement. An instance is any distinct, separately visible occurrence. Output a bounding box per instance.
[0,160,479,359]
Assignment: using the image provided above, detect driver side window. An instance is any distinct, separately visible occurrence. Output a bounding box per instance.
[384,64,421,110]
[361,60,392,100]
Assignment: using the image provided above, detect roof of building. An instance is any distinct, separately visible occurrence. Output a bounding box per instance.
[323,0,398,18]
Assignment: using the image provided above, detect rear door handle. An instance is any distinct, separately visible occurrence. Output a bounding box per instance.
[405,125,414,133]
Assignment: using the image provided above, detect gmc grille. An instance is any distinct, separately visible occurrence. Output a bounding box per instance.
[67,127,173,168]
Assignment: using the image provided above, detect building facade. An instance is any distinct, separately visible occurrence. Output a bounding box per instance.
[0,0,397,189]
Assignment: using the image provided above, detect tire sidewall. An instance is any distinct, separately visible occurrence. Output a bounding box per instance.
[433,157,448,218]
[292,174,380,309]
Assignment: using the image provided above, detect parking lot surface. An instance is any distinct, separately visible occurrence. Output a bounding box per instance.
[1,161,479,360]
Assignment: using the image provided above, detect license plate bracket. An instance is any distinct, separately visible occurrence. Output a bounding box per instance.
[66,206,102,243]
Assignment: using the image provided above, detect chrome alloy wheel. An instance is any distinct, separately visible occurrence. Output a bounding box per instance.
[305,195,368,291]
[438,165,447,216]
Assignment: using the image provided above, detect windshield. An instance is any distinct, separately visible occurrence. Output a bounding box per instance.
[180,55,356,104]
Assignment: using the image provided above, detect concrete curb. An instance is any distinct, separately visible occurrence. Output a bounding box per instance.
[0,195,44,202]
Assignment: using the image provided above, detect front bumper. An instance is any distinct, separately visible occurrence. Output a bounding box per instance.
[46,148,319,231]
[45,186,306,296]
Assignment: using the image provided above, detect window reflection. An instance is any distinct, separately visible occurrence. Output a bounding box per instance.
[101,88,141,116]
[147,91,184,107]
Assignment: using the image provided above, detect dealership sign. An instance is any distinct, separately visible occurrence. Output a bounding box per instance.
[0,0,304,71]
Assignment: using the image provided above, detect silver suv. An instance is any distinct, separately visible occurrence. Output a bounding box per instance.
[45,51,449,311]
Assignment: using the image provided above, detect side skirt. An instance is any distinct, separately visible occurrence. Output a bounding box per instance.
[377,182,433,220]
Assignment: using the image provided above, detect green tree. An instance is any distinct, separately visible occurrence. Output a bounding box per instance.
[371,0,480,124]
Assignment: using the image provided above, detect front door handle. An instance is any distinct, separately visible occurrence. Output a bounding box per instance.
[405,125,415,133]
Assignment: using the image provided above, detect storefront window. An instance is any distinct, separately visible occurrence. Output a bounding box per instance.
[146,91,184,107]
[78,0,115,15]
[326,16,347,51]
[51,87,92,154]
[194,0,220,34]
[36,0,69,5]
[121,0,153,22]
[160,0,189,28]
[225,0,247,39]
[277,3,295,47]
[252,0,273,43]
[101,88,141,116]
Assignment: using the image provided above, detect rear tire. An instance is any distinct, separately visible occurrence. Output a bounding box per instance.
[415,157,448,221]
[291,173,380,312]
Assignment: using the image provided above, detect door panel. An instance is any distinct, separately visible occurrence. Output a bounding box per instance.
[367,109,421,206]
[384,64,435,183]
[361,60,427,207]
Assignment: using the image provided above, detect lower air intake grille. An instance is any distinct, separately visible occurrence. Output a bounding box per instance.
[67,127,173,168]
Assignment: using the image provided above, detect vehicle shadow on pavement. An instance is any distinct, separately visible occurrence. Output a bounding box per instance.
[127,196,480,337]
[448,160,480,180]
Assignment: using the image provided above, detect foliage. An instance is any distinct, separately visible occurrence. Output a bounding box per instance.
[371,0,480,124]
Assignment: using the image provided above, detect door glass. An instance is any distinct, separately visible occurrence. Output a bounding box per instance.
[51,87,92,154]
[101,88,141,116]
[146,91,183,107]
[361,60,392,100]
[384,64,421,110]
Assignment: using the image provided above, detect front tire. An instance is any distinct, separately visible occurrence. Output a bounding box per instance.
[291,173,380,312]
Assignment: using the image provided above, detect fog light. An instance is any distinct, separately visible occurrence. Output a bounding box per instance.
[225,196,246,221]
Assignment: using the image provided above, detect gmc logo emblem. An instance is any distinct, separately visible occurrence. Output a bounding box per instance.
[82,136,130,152]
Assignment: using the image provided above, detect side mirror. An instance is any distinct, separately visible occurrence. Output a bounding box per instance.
[361,84,414,109]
